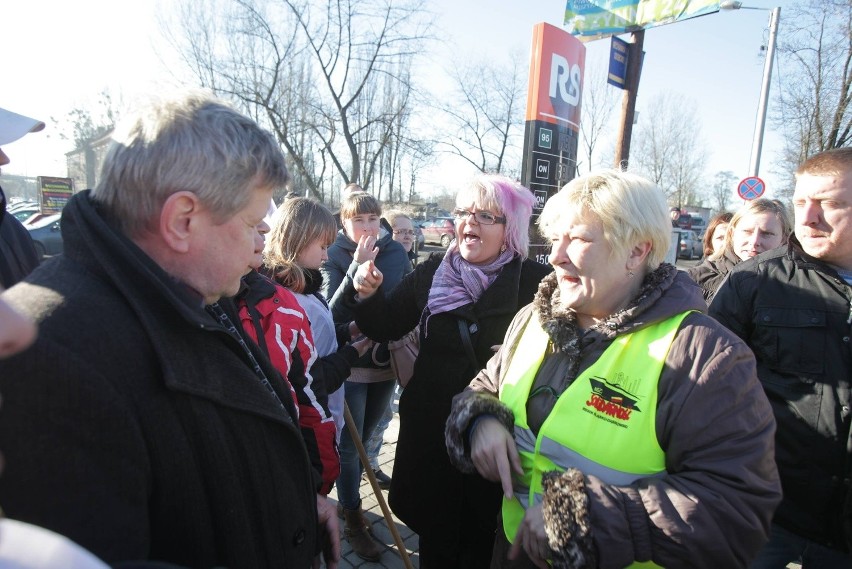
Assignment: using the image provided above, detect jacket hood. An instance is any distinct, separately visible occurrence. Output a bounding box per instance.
[534,263,705,354]
[714,248,742,274]
[689,249,739,281]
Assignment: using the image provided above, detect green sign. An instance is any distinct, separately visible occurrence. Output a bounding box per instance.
[538,128,553,150]
[565,0,721,40]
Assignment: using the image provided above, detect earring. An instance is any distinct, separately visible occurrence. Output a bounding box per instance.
[627,270,635,278]
[500,244,507,253]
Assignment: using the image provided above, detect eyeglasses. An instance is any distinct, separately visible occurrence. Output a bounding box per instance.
[393,229,416,236]
[452,208,506,225]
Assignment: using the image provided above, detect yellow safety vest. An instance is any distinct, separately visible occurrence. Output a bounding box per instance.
[498,310,691,569]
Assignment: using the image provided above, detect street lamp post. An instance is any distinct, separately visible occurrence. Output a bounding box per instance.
[721,1,781,177]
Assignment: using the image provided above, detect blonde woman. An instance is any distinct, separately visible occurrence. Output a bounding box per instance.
[445,170,780,568]
[687,198,791,302]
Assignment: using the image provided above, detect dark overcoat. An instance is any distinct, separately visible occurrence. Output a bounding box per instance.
[0,192,319,567]
[711,237,852,552]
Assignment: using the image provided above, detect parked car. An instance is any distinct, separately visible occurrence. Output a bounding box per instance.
[674,228,701,260]
[688,216,707,236]
[12,205,40,223]
[419,217,455,247]
[25,213,63,260]
[413,224,425,251]
[7,200,37,213]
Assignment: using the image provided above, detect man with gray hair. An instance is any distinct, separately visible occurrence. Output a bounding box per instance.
[711,147,852,568]
[0,91,339,568]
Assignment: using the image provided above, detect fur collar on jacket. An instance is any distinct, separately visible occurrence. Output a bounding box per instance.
[533,263,680,367]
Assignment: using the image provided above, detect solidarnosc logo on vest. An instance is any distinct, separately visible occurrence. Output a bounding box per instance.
[583,376,641,426]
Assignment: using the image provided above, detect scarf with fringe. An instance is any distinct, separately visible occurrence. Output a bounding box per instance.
[426,242,515,320]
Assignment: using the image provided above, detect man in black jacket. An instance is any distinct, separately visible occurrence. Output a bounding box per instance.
[0,106,42,288]
[711,147,852,568]
[0,91,338,568]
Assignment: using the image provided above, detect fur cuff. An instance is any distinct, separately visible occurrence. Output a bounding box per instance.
[445,390,514,473]
[542,468,597,569]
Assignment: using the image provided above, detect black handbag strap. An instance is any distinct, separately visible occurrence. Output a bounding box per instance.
[457,319,479,369]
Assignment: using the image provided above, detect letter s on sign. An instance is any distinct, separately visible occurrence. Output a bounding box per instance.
[567,64,581,106]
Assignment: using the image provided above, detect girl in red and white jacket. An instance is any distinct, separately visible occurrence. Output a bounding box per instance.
[239,197,371,495]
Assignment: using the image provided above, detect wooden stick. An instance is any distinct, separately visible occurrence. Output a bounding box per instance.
[343,401,414,569]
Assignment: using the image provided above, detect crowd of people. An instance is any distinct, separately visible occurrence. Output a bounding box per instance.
[0,90,851,569]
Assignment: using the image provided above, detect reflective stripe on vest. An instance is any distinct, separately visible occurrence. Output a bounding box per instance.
[499,310,692,569]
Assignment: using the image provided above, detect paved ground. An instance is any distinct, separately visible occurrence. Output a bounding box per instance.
[327,386,418,568]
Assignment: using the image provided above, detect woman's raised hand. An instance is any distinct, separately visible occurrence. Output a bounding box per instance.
[470,416,524,499]
[354,234,379,264]
[353,261,383,300]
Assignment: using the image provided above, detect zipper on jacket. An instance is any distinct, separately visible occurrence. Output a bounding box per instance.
[847,296,852,325]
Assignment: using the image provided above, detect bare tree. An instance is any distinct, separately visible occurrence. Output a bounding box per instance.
[712,170,738,215]
[579,60,618,174]
[632,92,708,208]
[378,99,436,204]
[163,0,432,200]
[372,60,435,204]
[402,138,435,203]
[436,50,527,175]
[53,90,122,190]
[53,90,119,148]
[773,0,852,199]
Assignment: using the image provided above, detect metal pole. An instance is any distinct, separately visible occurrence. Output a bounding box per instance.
[748,6,780,177]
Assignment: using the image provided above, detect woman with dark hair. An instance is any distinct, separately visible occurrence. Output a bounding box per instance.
[342,174,551,568]
[701,211,733,258]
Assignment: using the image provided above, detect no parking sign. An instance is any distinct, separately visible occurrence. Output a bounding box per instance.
[738,176,766,200]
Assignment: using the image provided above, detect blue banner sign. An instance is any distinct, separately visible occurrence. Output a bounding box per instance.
[608,36,629,88]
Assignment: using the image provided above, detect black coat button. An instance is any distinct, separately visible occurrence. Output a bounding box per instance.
[293,528,306,545]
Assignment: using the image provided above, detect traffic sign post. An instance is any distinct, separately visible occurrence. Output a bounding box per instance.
[737,176,766,201]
